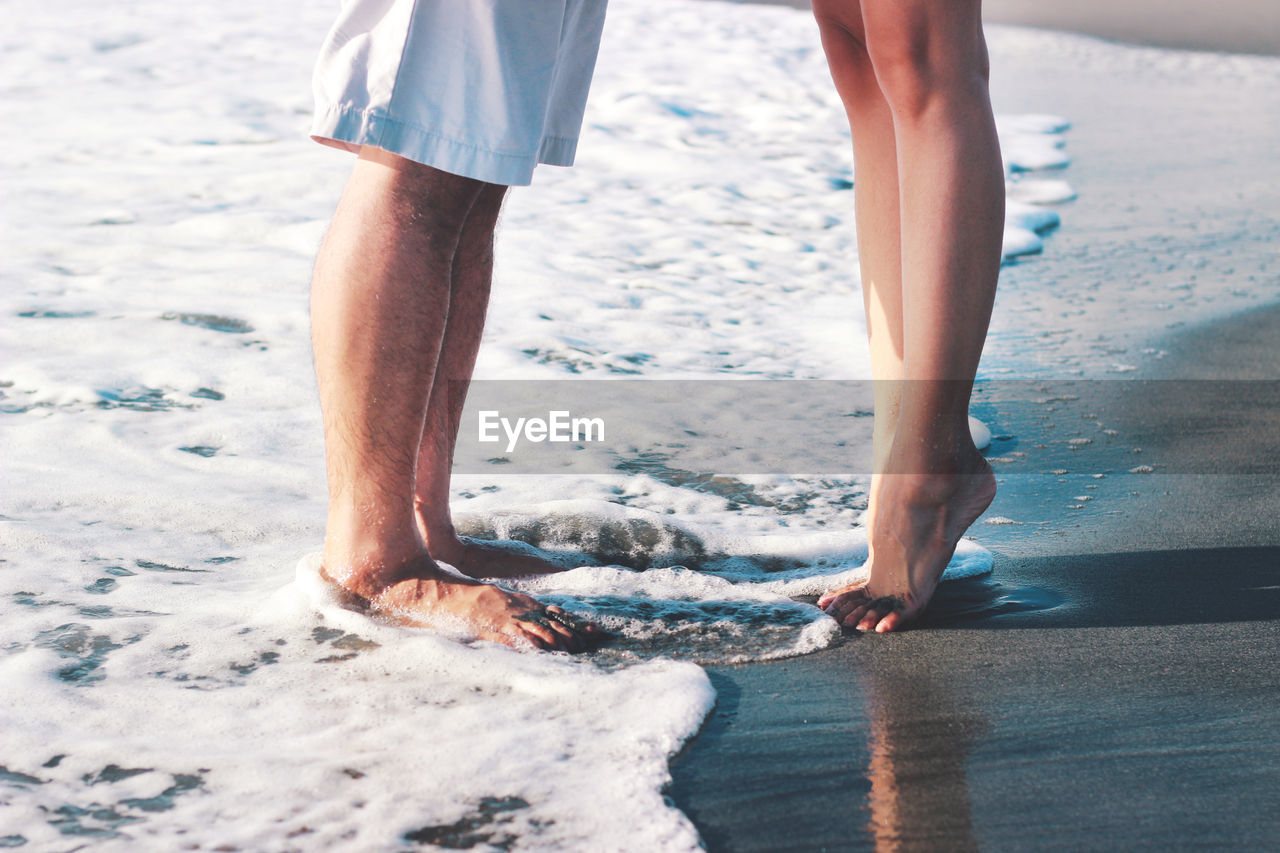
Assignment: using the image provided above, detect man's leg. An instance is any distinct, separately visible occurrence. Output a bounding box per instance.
[411,185,569,578]
[816,0,1002,632]
[312,146,593,651]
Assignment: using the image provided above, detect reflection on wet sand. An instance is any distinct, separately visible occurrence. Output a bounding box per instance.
[861,663,984,852]
[667,633,992,852]
[671,541,1280,850]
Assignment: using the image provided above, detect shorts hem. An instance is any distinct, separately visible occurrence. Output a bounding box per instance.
[310,104,578,186]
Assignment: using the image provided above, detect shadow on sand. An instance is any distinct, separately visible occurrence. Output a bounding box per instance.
[670,544,1280,851]
[925,544,1280,629]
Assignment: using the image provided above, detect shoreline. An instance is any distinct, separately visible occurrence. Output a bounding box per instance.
[983,0,1280,57]
[725,0,1280,56]
[668,304,1280,851]
[3,0,1275,847]
[667,12,1280,849]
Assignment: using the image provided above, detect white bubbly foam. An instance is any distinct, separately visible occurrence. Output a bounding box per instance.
[2,0,1200,846]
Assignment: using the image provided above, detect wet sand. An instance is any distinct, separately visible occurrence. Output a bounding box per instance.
[726,0,1280,56]
[669,11,1280,849]
[983,0,1280,57]
[672,552,1280,850]
[670,307,1280,849]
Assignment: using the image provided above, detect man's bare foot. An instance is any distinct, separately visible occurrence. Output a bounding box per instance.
[419,523,569,579]
[818,451,996,633]
[324,553,602,652]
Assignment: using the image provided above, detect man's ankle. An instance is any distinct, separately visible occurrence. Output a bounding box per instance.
[322,527,429,598]
[414,510,463,554]
[425,528,469,565]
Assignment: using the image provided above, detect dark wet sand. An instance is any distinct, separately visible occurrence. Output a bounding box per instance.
[983,0,1280,57]
[669,310,1280,851]
[725,0,1280,56]
[669,8,1280,848]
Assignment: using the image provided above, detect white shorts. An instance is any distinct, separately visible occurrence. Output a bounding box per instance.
[310,0,608,186]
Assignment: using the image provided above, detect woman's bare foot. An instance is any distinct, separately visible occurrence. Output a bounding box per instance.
[819,451,996,633]
[324,552,601,652]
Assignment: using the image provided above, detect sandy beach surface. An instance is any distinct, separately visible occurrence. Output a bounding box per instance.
[733,0,1280,56]
[984,0,1280,57]
[3,0,1277,848]
[670,311,1280,850]
[669,17,1280,851]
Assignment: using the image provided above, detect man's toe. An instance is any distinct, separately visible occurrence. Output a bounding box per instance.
[841,604,869,628]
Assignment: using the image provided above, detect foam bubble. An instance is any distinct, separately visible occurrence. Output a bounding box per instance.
[970,415,993,450]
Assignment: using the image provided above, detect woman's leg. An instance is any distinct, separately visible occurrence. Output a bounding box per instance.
[812,0,906,536]
[816,0,1003,632]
